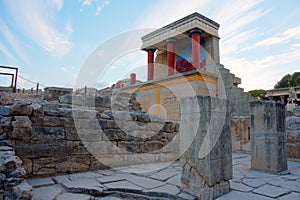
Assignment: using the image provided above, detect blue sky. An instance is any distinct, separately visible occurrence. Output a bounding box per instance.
[0,0,300,91]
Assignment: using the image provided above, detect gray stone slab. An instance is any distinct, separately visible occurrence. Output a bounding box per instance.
[96,169,115,176]
[125,174,165,189]
[27,177,55,188]
[144,184,180,198]
[150,169,177,181]
[217,190,273,200]
[279,192,300,200]
[56,193,92,200]
[242,178,265,188]
[253,184,290,198]
[166,174,181,186]
[97,175,126,184]
[281,175,300,181]
[52,175,70,184]
[245,170,277,179]
[103,180,142,192]
[32,185,62,200]
[62,178,103,196]
[69,171,102,180]
[126,162,170,174]
[230,181,253,192]
[177,192,197,200]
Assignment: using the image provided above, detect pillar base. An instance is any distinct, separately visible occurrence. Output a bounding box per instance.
[181,162,231,199]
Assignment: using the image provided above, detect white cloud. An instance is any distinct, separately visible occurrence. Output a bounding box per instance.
[0,42,18,63]
[82,0,93,6]
[52,0,63,10]
[80,0,110,16]
[292,43,300,47]
[3,0,73,57]
[248,26,300,48]
[0,19,28,63]
[95,5,103,16]
[65,21,74,34]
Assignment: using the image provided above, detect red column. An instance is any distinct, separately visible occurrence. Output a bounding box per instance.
[147,49,156,81]
[130,73,136,85]
[167,39,176,75]
[190,29,202,69]
[116,82,121,88]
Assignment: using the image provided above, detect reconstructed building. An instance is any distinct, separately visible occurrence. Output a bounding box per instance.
[122,12,254,120]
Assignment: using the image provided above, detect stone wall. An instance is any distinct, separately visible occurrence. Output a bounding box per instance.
[218,64,256,117]
[0,139,32,199]
[231,116,250,152]
[0,93,179,176]
[286,108,300,159]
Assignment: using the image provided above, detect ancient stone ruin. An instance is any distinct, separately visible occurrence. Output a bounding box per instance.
[0,12,299,200]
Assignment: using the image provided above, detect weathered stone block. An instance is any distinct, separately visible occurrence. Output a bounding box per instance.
[179,96,232,198]
[9,128,32,140]
[0,106,10,116]
[82,141,116,155]
[77,129,103,141]
[31,116,63,127]
[251,138,287,173]
[118,141,144,153]
[10,103,33,116]
[12,116,32,128]
[98,119,119,129]
[250,101,287,173]
[31,103,43,117]
[32,126,65,140]
[0,117,12,128]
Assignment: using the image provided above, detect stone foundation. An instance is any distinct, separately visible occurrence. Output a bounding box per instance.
[0,92,179,176]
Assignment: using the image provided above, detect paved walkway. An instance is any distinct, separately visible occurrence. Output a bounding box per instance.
[26,153,300,200]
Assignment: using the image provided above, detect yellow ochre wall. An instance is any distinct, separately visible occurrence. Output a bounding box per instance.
[123,71,217,120]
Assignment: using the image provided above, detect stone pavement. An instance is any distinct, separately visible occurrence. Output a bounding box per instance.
[26,153,300,200]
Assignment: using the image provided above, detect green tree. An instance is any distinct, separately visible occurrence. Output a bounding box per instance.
[248,89,267,99]
[274,72,300,88]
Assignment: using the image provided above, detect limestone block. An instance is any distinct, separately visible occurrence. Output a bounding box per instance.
[144,141,164,152]
[80,129,103,141]
[22,159,32,175]
[82,141,116,155]
[61,117,75,128]
[10,103,33,116]
[250,101,287,173]
[10,128,32,140]
[32,126,65,140]
[12,181,33,200]
[99,119,119,129]
[71,141,90,156]
[72,119,100,130]
[0,106,10,116]
[12,116,32,128]
[0,117,12,128]
[15,142,50,159]
[179,96,232,198]
[181,162,230,199]
[31,116,63,127]
[4,156,23,174]
[251,138,287,173]
[118,141,145,153]
[31,103,43,117]
[41,102,60,113]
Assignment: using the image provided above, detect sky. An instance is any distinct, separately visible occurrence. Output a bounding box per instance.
[0,0,300,91]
